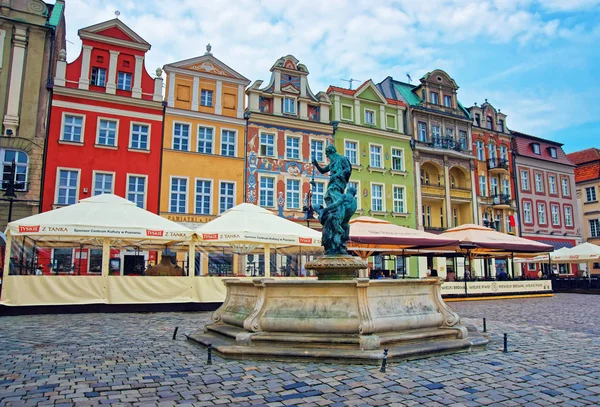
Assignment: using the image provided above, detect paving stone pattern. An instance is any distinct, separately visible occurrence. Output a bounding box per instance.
[1,293,599,406]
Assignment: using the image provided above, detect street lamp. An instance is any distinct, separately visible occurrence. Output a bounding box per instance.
[2,160,21,223]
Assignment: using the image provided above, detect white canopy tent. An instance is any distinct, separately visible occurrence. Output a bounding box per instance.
[195,203,322,277]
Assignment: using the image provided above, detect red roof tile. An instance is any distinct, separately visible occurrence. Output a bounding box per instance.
[326,86,355,95]
[567,148,600,165]
[386,98,407,107]
[574,162,600,183]
[511,131,574,166]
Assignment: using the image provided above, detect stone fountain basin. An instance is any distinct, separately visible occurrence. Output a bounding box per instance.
[188,278,488,362]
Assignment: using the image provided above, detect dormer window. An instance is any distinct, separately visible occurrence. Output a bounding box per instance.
[430,92,439,105]
[532,143,541,155]
[475,113,481,126]
[498,119,504,132]
[486,116,493,130]
[91,67,106,87]
[283,97,296,114]
[548,147,557,158]
[443,95,452,107]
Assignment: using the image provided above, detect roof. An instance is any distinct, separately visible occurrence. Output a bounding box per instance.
[327,84,406,107]
[511,130,574,167]
[47,1,64,28]
[327,86,355,96]
[392,81,422,106]
[567,148,600,165]
[536,240,574,251]
[573,162,600,183]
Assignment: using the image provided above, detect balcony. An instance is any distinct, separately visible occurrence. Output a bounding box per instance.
[491,193,511,209]
[488,158,509,174]
[417,136,469,153]
[421,184,445,197]
[450,187,472,200]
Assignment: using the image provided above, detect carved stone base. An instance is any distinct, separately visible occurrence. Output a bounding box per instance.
[305,254,368,280]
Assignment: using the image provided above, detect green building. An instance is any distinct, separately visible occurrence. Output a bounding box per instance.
[327,80,417,277]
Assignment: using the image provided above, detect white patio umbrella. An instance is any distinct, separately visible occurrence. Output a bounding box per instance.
[551,242,600,278]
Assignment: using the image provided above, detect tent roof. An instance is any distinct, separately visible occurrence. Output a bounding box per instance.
[551,242,600,263]
[6,194,193,248]
[195,203,321,248]
[440,224,553,254]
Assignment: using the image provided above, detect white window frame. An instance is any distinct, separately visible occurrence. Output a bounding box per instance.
[285,135,301,160]
[548,175,557,195]
[371,183,385,212]
[117,71,132,91]
[476,141,485,161]
[344,140,359,165]
[502,179,510,197]
[521,170,530,191]
[348,180,361,210]
[538,203,547,225]
[200,89,213,107]
[564,206,573,227]
[92,170,115,196]
[562,178,570,197]
[96,117,118,147]
[590,219,600,238]
[532,143,541,155]
[479,175,487,197]
[258,175,276,208]
[392,185,406,213]
[197,125,215,154]
[364,109,376,125]
[417,122,427,142]
[172,121,191,152]
[431,124,441,140]
[169,176,189,214]
[586,186,597,202]
[1,149,29,191]
[127,173,147,209]
[90,66,106,87]
[535,173,544,193]
[54,167,80,205]
[341,104,354,121]
[218,181,236,214]
[285,178,301,210]
[430,91,439,105]
[312,181,325,208]
[283,97,297,114]
[60,113,85,144]
[129,122,151,151]
[0,30,6,69]
[259,131,276,157]
[490,177,499,196]
[549,147,557,158]
[310,138,325,163]
[391,148,404,172]
[443,95,452,107]
[220,128,237,157]
[488,143,496,159]
[523,202,532,223]
[369,144,383,168]
[551,204,560,226]
[194,178,213,215]
[500,145,508,160]
[386,113,397,130]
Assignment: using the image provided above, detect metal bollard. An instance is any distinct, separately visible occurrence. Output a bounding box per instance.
[503,333,508,353]
[379,348,388,373]
[172,327,179,340]
[207,343,213,365]
[483,318,487,333]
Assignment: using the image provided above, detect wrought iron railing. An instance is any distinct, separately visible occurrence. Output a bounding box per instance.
[491,193,511,206]
[418,136,469,152]
[488,158,509,171]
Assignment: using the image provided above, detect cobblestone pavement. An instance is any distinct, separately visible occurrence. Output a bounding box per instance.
[1,293,600,406]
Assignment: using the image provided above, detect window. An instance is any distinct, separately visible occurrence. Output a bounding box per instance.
[548,176,557,195]
[502,179,510,196]
[476,141,485,161]
[527,263,536,271]
[344,141,358,165]
[56,169,78,205]
[311,140,324,162]
[259,177,275,207]
[391,148,404,171]
[170,178,187,213]
[475,113,481,126]
[532,143,541,155]
[219,182,235,213]
[91,67,106,87]
[488,144,496,159]
[348,181,360,209]
[117,72,132,91]
[562,178,570,197]
[535,173,543,193]
[221,130,236,157]
[523,202,532,223]
[127,176,146,208]
[538,203,546,225]
[283,97,296,114]
[312,182,325,208]
[93,173,113,196]
[286,179,300,209]
[97,119,117,146]
[590,219,600,238]
[364,109,375,125]
[341,105,353,120]
[445,127,454,139]
[52,249,73,273]
[430,92,439,105]
[440,207,444,228]
[521,170,530,190]
[506,215,513,233]
[549,147,557,159]
[130,124,149,150]
[443,95,452,107]
[62,115,83,142]
[551,204,560,225]
[88,249,103,273]
[459,130,467,149]
[486,116,493,130]
[500,145,508,160]
[260,133,275,157]
[586,187,597,202]
[393,186,405,213]
[369,145,382,168]
[195,180,212,215]
[286,136,300,159]
[173,123,190,151]
[479,175,487,197]
[371,184,383,212]
[490,177,499,196]
[431,125,441,141]
[1,149,28,191]
[197,127,214,154]
[424,205,431,227]
[565,206,573,227]
[453,208,458,227]
[200,90,213,107]
[417,122,427,142]
[498,119,504,132]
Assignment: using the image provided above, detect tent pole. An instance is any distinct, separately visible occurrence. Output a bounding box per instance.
[402,249,406,279]
[101,238,110,278]
[510,253,515,279]
[264,244,271,278]
[188,242,195,278]
[2,231,12,288]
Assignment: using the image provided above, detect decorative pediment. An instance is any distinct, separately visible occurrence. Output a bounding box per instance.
[354,80,387,104]
[187,61,229,76]
[78,19,150,51]
[167,53,249,83]
[281,84,300,94]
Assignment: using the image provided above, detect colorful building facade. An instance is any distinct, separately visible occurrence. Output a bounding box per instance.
[40,19,163,275]
[512,131,583,277]
[0,0,64,230]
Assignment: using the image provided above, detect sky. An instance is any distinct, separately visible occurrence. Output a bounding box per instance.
[54,0,600,153]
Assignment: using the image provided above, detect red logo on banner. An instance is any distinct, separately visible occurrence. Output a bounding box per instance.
[146,229,164,237]
[18,225,40,233]
[202,233,219,240]
[298,237,313,244]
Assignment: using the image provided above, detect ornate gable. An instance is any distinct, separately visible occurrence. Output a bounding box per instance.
[78,19,151,51]
[167,46,250,83]
[354,80,387,104]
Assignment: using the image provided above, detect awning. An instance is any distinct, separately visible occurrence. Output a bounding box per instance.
[537,240,574,251]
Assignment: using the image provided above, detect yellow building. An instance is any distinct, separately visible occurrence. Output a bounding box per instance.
[161,45,250,274]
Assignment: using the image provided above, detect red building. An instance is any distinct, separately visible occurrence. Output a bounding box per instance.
[39,19,163,275]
